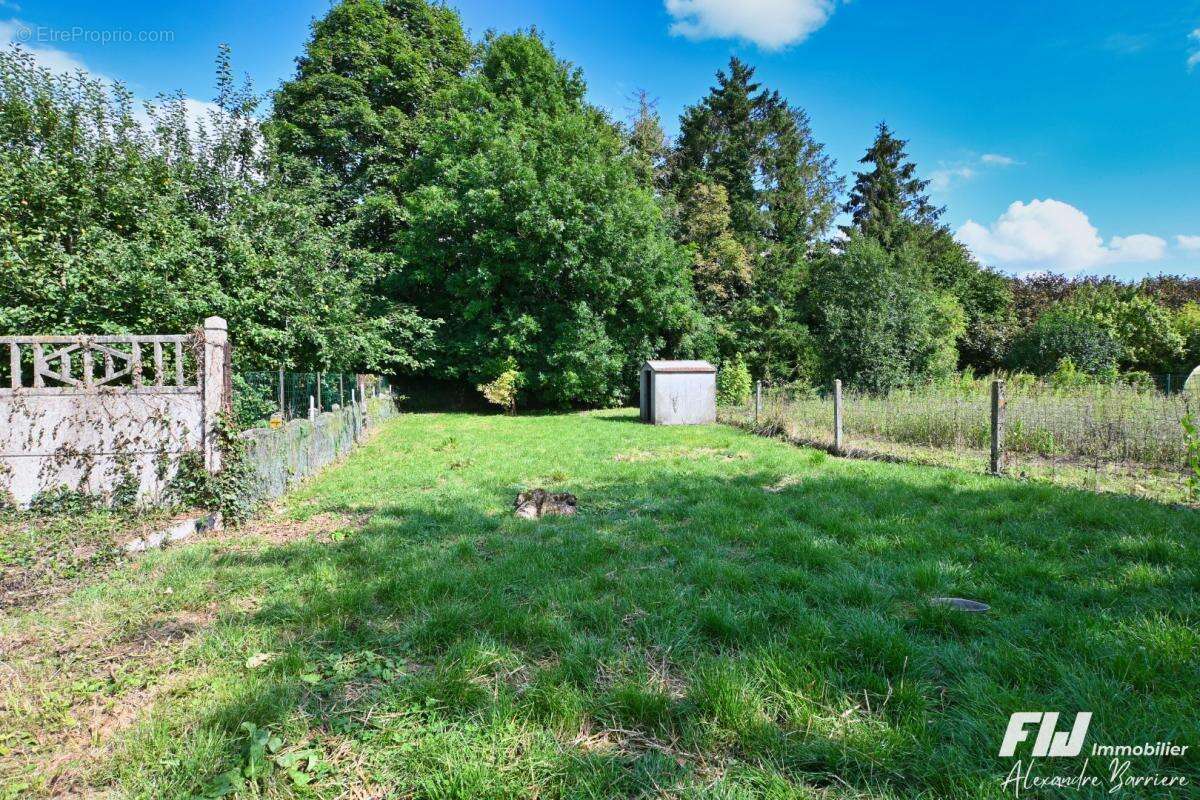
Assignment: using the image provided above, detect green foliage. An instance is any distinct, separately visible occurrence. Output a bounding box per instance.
[1183,411,1200,502]
[0,45,430,372]
[167,413,256,523]
[27,486,101,516]
[394,33,700,407]
[716,355,752,406]
[1063,285,1184,371]
[269,0,471,195]
[1173,302,1200,370]
[809,236,963,392]
[1009,307,1123,375]
[231,374,278,428]
[477,368,520,413]
[842,122,942,248]
[201,722,328,797]
[672,58,840,375]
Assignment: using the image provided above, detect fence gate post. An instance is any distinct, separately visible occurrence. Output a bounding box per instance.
[833,379,844,455]
[201,316,230,472]
[990,380,1006,475]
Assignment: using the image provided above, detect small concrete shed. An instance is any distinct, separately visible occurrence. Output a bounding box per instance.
[640,360,717,425]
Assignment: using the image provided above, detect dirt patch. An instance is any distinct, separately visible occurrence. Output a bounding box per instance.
[614,447,750,464]
[38,667,205,798]
[3,607,216,797]
[763,475,804,493]
[118,609,215,651]
[238,510,373,545]
[0,509,194,612]
[568,719,717,770]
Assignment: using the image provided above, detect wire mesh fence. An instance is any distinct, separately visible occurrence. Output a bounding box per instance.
[721,377,1200,506]
[232,371,394,429]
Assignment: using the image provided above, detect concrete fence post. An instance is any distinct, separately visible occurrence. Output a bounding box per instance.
[755,380,762,423]
[309,394,316,421]
[990,380,1006,475]
[833,379,844,455]
[201,316,230,472]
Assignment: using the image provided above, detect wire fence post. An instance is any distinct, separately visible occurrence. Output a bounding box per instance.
[309,394,316,421]
[833,379,844,455]
[316,371,322,411]
[339,374,345,407]
[990,379,1006,475]
[277,366,284,418]
[755,380,762,424]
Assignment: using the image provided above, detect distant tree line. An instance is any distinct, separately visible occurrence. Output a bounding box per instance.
[2,0,1198,400]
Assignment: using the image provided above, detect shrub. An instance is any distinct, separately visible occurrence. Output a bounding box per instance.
[717,356,752,406]
[478,369,521,414]
[1123,370,1156,392]
[1009,308,1122,375]
[810,236,964,393]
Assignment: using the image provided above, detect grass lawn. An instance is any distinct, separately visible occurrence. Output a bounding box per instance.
[1,409,1197,798]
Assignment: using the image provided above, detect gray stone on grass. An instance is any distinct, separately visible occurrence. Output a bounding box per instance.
[514,489,577,519]
[930,597,990,613]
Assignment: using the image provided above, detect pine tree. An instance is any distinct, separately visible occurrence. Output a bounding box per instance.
[842,122,942,248]
[627,90,671,197]
[675,57,764,238]
[673,57,839,377]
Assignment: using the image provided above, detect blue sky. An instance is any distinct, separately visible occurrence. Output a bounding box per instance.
[3,0,1199,278]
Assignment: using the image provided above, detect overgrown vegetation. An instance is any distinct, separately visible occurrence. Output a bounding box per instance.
[0,46,432,373]
[0,505,168,609]
[167,413,257,524]
[731,373,1200,504]
[2,411,1196,796]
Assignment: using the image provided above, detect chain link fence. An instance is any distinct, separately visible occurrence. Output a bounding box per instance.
[722,377,1200,505]
[232,371,395,429]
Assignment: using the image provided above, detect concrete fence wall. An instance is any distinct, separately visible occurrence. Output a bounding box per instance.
[0,317,229,507]
[240,395,396,501]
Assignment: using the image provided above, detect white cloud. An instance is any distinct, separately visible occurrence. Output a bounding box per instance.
[1177,235,1200,251]
[956,199,1167,271]
[665,0,837,49]
[930,166,975,191]
[1189,28,1200,71]
[930,152,1019,192]
[0,19,93,75]
[3,21,223,137]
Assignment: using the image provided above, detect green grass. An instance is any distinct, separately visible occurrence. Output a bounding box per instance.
[2,410,1198,798]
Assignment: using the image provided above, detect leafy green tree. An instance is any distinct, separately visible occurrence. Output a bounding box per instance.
[717,355,752,406]
[0,46,429,371]
[270,0,471,196]
[394,32,700,407]
[809,235,963,392]
[1062,286,1183,372]
[1173,302,1200,371]
[678,181,752,321]
[626,91,672,198]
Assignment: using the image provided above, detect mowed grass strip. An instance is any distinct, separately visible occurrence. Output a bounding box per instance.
[2,409,1197,798]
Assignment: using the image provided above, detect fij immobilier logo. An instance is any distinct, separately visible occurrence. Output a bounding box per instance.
[996,712,1191,795]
